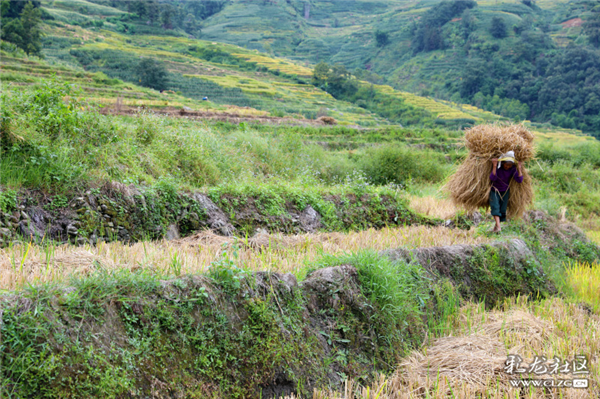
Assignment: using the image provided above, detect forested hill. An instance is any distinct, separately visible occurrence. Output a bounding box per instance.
[2,0,599,137]
[199,0,600,137]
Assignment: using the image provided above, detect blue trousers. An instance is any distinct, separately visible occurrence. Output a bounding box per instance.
[490,189,509,222]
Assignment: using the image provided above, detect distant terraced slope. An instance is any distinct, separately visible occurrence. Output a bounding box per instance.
[2,0,532,128]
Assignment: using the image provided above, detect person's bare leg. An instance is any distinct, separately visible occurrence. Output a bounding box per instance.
[493,216,501,232]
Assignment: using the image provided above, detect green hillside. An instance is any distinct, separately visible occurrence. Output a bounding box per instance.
[9,0,594,136]
[1,3,516,128]
[136,0,599,137]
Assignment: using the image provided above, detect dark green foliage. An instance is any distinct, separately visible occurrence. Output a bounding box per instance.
[459,46,600,135]
[312,62,357,98]
[96,0,224,36]
[0,0,40,19]
[374,30,390,47]
[137,58,168,91]
[460,9,476,39]
[411,0,477,53]
[490,16,508,38]
[0,1,43,56]
[583,6,600,48]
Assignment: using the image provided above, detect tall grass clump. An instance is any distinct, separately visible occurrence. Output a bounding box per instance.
[0,79,345,191]
[565,260,600,312]
[537,141,600,168]
[312,251,433,352]
[530,160,600,222]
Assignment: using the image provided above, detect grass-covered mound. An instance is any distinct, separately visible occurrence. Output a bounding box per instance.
[0,255,438,398]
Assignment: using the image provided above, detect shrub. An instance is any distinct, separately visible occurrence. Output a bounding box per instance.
[137,58,168,91]
[490,16,508,38]
[359,145,448,185]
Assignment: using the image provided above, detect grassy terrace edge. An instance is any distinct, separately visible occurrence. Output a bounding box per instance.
[0,181,443,247]
[1,212,599,398]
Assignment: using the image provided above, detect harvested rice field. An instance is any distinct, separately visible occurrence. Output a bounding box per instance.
[0,225,490,291]
[303,295,600,399]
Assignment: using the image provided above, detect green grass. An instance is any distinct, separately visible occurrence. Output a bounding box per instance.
[3,78,599,229]
[312,250,433,350]
[0,80,459,192]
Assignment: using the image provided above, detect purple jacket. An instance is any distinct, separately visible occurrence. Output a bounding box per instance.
[490,166,523,192]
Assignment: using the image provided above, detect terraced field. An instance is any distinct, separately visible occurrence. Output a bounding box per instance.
[28,0,529,128]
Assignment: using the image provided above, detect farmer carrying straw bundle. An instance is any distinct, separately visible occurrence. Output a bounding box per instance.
[490,151,523,232]
[445,124,535,230]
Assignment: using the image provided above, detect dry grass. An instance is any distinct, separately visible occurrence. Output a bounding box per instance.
[464,123,535,161]
[0,226,490,291]
[408,195,459,219]
[445,124,535,219]
[507,167,535,220]
[302,295,600,399]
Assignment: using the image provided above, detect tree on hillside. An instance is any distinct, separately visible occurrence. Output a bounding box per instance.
[490,16,507,38]
[375,30,390,47]
[460,9,476,39]
[161,4,175,29]
[184,13,200,36]
[147,0,160,24]
[583,7,600,48]
[312,62,330,87]
[0,0,40,18]
[1,1,43,56]
[411,0,477,53]
[311,62,357,98]
[137,58,168,91]
[128,1,148,19]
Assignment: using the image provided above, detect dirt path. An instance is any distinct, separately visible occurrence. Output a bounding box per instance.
[100,105,327,126]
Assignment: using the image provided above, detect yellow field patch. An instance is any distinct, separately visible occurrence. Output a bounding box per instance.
[532,130,596,144]
[565,260,600,312]
[185,74,335,102]
[232,53,313,77]
[587,230,600,245]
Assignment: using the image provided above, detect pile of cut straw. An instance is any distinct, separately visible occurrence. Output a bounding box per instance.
[445,124,534,219]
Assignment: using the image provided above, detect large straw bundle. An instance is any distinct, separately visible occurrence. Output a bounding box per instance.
[445,124,534,219]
